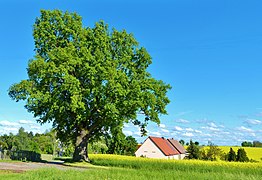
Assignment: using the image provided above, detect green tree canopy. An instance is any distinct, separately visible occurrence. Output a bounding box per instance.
[205,143,223,161]
[227,147,236,162]
[179,139,185,146]
[105,129,138,156]
[187,140,201,159]
[241,141,253,147]
[253,141,262,147]
[236,148,249,162]
[9,10,171,162]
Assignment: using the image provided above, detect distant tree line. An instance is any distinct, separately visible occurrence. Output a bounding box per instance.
[241,141,262,147]
[0,127,55,154]
[60,129,138,157]
[0,127,138,158]
[179,139,199,146]
[186,140,250,162]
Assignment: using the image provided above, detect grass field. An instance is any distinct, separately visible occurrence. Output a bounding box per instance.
[1,154,262,179]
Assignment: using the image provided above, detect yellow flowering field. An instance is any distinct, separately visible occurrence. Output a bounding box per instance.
[88,154,262,179]
[184,145,262,162]
[90,153,262,168]
[1,154,262,179]
[219,146,262,162]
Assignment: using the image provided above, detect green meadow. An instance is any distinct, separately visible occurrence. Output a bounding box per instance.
[1,154,262,180]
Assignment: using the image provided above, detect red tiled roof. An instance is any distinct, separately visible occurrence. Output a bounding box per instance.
[149,136,180,156]
[167,139,186,154]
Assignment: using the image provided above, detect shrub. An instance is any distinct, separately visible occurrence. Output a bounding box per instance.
[227,148,236,162]
[236,148,249,162]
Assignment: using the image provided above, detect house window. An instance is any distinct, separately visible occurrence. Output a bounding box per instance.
[144,151,148,153]
[152,151,156,153]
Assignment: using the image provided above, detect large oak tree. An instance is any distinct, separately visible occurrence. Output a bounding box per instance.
[9,10,171,161]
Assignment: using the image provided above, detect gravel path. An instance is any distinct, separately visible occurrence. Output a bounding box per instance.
[0,162,86,173]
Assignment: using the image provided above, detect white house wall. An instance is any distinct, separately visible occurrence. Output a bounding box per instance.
[180,153,186,159]
[135,138,166,159]
[135,138,187,160]
[168,154,186,160]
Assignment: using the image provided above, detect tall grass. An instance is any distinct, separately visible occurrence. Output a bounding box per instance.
[89,154,262,179]
[1,154,262,179]
[1,167,261,180]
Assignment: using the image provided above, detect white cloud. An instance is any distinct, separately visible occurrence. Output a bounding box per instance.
[195,130,202,134]
[195,118,209,124]
[199,133,212,138]
[208,122,217,128]
[203,133,212,137]
[245,119,262,125]
[220,131,230,135]
[170,131,180,136]
[161,128,169,133]
[175,119,189,124]
[19,120,35,125]
[3,127,18,131]
[210,127,220,131]
[30,125,41,130]
[0,127,19,135]
[185,128,194,132]
[0,120,19,127]
[233,132,244,137]
[150,131,162,136]
[123,130,133,136]
[201,126,220,131]
[236,126,254,133]
[174,126,183,131]
[134,131,141,136]
[182,132,194,137]
[250,133,256,137]
[159,124,166,128]
[124,123,130,128]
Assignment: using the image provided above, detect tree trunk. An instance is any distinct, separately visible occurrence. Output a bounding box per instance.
[73,128,90,162]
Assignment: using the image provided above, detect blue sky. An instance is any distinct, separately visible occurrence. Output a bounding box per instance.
[0,0,262,145]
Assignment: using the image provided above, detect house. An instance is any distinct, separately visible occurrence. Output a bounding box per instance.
[135,136,186,160]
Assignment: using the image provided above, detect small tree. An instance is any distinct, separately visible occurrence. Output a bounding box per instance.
[194,141,199,146]
[200,148,207,160]
[202,143,223,161]
[179,139,185,146]
[90,141,108,154]
[236,148,249,162]
[124,136,138,156]
[227,148,236,162]
[187,140,201,159]
[105,128,138,156]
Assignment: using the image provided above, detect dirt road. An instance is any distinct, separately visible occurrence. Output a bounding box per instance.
[0,162,85,173]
